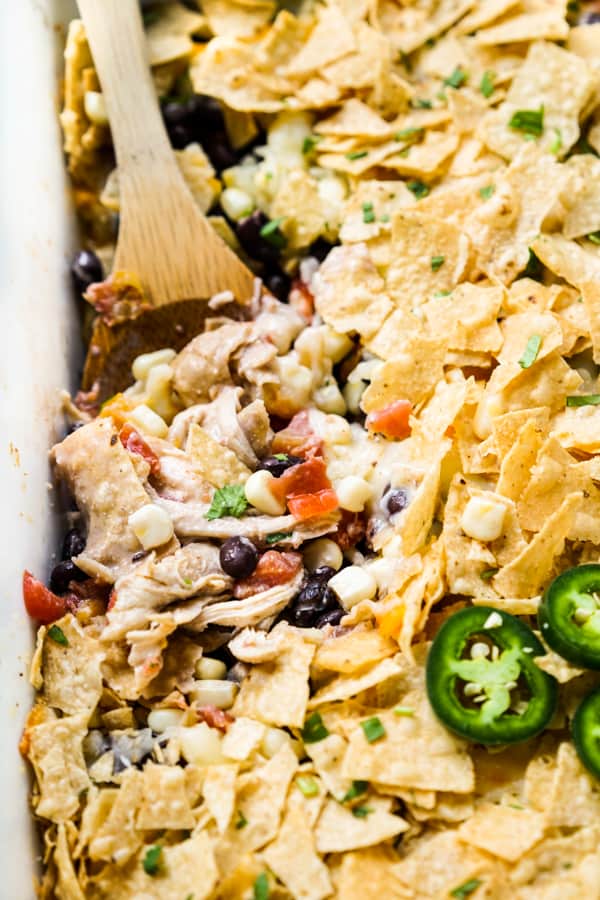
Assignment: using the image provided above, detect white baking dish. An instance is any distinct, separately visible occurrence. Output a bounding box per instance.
[0,1,78,893]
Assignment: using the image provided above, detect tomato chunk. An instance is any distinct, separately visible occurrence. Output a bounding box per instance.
[366,400,412,440]
[287,489,339,521]
[23,571,68,624]
[271,410,323,459]
[120,423,161,476]
[272,457,332,503]
[233,551,302,599]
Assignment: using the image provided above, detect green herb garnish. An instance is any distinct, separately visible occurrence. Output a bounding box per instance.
[351,805,373,818]
[509,106,544,137]
[206,484,249,520]
[361,716,386,743]
[273,453,289,461]
[479,184,495,200]
[450,878,482,899]
[481,568,498,581]
[302,134,322,155]
[259,218,287,249]
[48,625,69,647]
[588,231,600,245]
[522,248,543,281]
[518,334,542,369]
[411,98,433,109]
[266,532,291,544]
[393,706,415,716]
[346,150,369,160]
[430,255,445,272]
[480,70,495,98]
[394,127,425,146]
[235,810,248,829]
[296,775,320,797]
[444,66,468,89]
[362,201,376,223]
[142,845,162,876]
[342,780,369,802]
[253,872,270,900]
[406,179,430,199]
[434,290,451,297]
[566,394,600,407]
[550,128,563,155]
[301,712,330,743]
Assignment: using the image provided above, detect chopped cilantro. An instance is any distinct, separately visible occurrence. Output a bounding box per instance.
[480,568,498,581]
[550,128,563,155]
[411,98,433,109]
[361,716,386,743]
[406,179,430,199]
[301,712,329,743]
[362,201,376,223]
[434,290,451,297]
[351,805,373,818]
[380,213,390,222]
[235,810,248,829]
[509,106,544,137]
[302,134,321,155]
[394,127,424,145]
[296,775,320,797]
[259,218,287,250]
[479,70,495,98]
[342,780,369,802]
[479,184,495,200]
[566,394,600,407]
[48,624,69,646]
[266,532,291,544]
[450,878,482,899]
[142,844,162,876]
[346,150,369,160]
[274,453,289,461]
[518,334,542,369]
[253,872,270,900]
[393,706,415,716]
[206,484,249,520]
[430,255,445,272]
[444,66,468,89]
[588,231,600,245]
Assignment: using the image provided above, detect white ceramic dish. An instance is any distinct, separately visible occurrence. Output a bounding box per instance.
[0,1,78,893]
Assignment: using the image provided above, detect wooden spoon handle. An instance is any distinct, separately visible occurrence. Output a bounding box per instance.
[76,0,256,304]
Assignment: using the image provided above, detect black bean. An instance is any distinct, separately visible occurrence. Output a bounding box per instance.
[579,10,600,22]
[309,237,335,262]
[202,130,239,172]
[386,488,409,515]
[312,566,336,583]
[264,271,291,302]
[290,601,321,628]
[258,454,304,478]
[288,573,339,627]
[49,559,87,594]
[235,211,281,264]
[71,249,103,294]
[297,580,324,606]
[314,608,344,629]
[220,536,259,579]
[62,528,86,561]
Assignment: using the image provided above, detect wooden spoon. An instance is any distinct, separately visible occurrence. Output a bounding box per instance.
[76,0,257,400]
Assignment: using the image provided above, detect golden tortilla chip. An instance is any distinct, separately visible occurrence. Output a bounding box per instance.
[286,5,356,76]
[201,0,275,39]
[315,796,408,853]
[458,801,546,861]
[186,422,251,487]
[394,830,496,898]
[372,0,475,53]
[422,284,503,354]
[231,743,298,850]
[312,627,397,675]
[361,336,446,412]
[202,764,238,834]
[136,763,195,830]
[330,845,406,900]
[532,233,600,286]
[145,3,208,66]
[263,802,333,899]
[222,716,266,761]
[28,712,90,823]
[496,418,546,501]
[309,656,404,708]
[305,734,352,801]
[41,615,105,717]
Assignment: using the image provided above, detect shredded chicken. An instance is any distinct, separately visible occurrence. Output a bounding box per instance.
[188,570,304,630]
[228,627,287,663]
[172,322,254,406]
[52,418,151,582]
[144,438,214,504]
[104,543,232,640]
[237,399,273,459]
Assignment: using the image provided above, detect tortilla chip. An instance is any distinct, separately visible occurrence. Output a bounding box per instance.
[458,801,545,861]
[41,615,105,717]
[287,5,356,76]
[476,9,569,45]
[54,823,85,900]
[372,0,476,53]
[145,3,207,66]
[89,770,144,862]
[201,0,275,39]
[492,407,550,461]
[532,233,600,287]
[313,627,398,675]
[401,440,451,556]
[493,491,581,597]
[496,418,546,501]
[527,742,600,827]
[309,656,404,708]
[232,624,315,728]
[28,712,90,823]
[361,337,446,412]
[231,743,298,850]
[442,476,499,601]
[222,716,266,761]
[305,734,352,801]
[394,830,496,898]
[330,845,406,900]
[422,284,503,354]
[186,423,251,487]
[136,763,195,830]
[535,650,585,684]
[263,801,333,899]
[202,764,238,834]
[315,796,408,853]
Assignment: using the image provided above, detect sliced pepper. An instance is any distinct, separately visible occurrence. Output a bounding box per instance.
[426,606,557,745]
[538,565,600,669]
[572,686,600,779]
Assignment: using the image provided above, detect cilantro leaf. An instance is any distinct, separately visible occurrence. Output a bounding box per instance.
[479,70,495,98]
[566,394,600,407]
[301,712,329,743]
[266,532,291,544]
[588,231,600,245]
[342,780,368,802]
[518,334,542,369]
[206,484,249,520]
[406,179,430,199]
[450,878,482,899]
[351,805,373,818]
[235,810,248,829]
[48,624,69,646]
[430,255,445,272]
[444,66,468,89]
[479,184,495,200]
[253,872,269,900]
[509,106,544,137]
[346,150,369,160]
[302,134,321,155]
[142,845,162,876]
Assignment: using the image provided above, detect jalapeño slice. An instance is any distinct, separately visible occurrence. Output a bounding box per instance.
[539,565,600,669]
[426,606,557,745]
[573,687,600,779]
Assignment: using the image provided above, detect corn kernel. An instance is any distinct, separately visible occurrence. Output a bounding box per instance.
[180,723,224,766]
[220,187,255,221]
[195,657,228,680]
[303,538,343,573]
[244,470,286,516]
[132,348,176,382]
[335,476,373,512]
[84,90,108,125]
[473,392,504,440]
[189,679,237,709]
[147,709,185,733]
[315,380,347,415]
[126,403,168,438]
[129,504,174,550]
[328,565,378,611]
[460,495,506,542]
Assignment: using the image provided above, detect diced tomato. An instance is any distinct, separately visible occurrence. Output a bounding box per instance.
[287,489,339,521]
[271,410,323,459]
[233,550,302,600]
[23,571,68,624]
[271,457,332,504]
[366,399,412,440]
[99,392,132,427]
[376,601,405,639]
[119,422,161,476]
[289,278,315,322]
[334,510,367,551]
[196,705,234,733]
[107,589,117,611]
